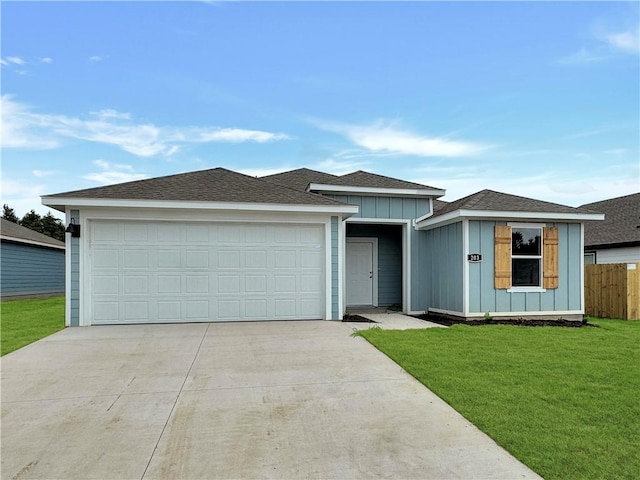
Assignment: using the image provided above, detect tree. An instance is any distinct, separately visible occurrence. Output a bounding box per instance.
[41,212,65,242]
[2,204,19,223]
[19,210,43,232]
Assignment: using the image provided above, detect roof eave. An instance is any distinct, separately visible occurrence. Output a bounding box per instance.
[1,235,66,250]
[308,183,446,198]
[41,196,359,215]
[414,209,605,230]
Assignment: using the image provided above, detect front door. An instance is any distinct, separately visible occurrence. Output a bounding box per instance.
[346,240,375,306]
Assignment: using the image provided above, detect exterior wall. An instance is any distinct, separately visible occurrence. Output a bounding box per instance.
[347,224,402,306]
[467,220,582,315]
[0,241,65,298]
[329,195,431,313]
[419,222,464,313]
[325,195,430,220]
[587,246,640,264]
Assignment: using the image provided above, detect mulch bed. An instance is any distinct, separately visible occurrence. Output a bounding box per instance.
[342,314,376,323]
[414,314,596,328]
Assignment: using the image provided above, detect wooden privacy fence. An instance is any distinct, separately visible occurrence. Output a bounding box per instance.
[585,263,640,320]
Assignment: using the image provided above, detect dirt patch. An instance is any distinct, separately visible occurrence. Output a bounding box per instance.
[342,314,376,323]
[413,314,596,328]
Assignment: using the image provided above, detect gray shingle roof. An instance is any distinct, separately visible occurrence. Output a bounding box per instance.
[1,218,65,248]
[45,168,345,206]
[314,170,443,191]
[433,189,598,217]
[262,168,338,191]
[581,193,640,247]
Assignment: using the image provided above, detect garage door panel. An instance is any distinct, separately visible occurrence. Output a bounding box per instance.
[90,221,325,324]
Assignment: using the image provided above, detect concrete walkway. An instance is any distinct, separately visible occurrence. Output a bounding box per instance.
[1,321,540,479]
[346,312,447,330]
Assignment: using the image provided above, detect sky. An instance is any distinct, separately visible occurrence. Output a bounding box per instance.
[1,1,639,219]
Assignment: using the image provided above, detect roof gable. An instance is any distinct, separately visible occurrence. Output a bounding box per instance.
[581,192,640,247]
[44,168,346,207]
[1,218,65,249]
[262,168,338,191]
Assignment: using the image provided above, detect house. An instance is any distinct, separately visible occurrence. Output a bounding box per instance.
[41,167,602,326]
[581,193,640,264]
[1,218,66,299]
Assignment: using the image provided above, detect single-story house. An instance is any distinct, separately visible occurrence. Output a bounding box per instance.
[42,167,602,326]
[581,193,640,264]
[1,218,66,299]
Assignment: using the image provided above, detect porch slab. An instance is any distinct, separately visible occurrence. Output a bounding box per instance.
[346,313,447,330]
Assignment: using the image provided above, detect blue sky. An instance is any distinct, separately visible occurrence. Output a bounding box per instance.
[2,1,638,218]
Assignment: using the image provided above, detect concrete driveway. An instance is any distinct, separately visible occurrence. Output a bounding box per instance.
[1,321,540,479]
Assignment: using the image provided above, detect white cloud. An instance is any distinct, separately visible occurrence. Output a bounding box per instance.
[605,27,640,53]
[313,158,370,176]
[0,178,58,218]
[6,56,25,65]
[0,59,8,66]
[39,57,53,64]
[88,55,104,63]
[237,166,293,178]
[32,170,56,178]
[1,95,289,157]
[557,48,605,65]
[602,148,627,156]
[83,160,148,185]
[315,119,491,158]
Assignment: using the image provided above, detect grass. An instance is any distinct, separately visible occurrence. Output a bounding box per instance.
[1,296,65,356]
[358,319,640,480]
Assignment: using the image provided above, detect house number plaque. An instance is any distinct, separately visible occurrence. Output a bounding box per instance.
[467,254,482,262]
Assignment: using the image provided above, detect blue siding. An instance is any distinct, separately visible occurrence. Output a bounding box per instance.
[347,224,402,306]
[325,195,430,220]
[70,210,80,326]
[467,220,583,314]
[331,217,339,319]
[0,241,65,297]
[420,222,464,313]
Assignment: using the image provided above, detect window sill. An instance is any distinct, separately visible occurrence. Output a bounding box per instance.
[507,287,547,293]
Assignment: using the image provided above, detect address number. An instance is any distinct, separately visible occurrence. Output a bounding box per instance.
[467,253,482,262]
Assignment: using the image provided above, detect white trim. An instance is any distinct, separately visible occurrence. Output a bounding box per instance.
[0,235,65,250]
[346,237,379,307]
[325,220,333,321]
[507,287,547,293]
[347,217,412,224]
[64,209,71,327]
[462,219,470,316]
[580,223,585,311]
[415,209,604,230]
[408,310,426,315]
[337,219,344,319]
[41,197,359,215]
[475,310,584,317]
[80,212,89,326]
[308,183,445,198]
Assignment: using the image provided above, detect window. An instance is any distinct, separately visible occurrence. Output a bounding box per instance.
[584,252,596,265]
[511,227,542,287]
[494,224,558,290]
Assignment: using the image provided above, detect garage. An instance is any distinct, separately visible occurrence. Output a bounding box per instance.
[89,220,325,324]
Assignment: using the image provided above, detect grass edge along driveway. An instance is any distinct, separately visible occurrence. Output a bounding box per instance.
[1,296,65,356]
[358,319,640,480]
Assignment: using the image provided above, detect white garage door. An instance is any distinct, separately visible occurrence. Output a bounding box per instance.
[89,221,325,324]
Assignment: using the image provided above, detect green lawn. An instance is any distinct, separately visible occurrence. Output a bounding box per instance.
[359,319,640,480]
[1,296,65,356]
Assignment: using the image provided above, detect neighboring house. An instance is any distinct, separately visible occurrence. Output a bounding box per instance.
[1,218,66,299]
[41,167,602,326]
[581,193,640,264]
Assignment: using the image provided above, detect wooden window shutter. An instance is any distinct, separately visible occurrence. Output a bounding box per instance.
[543,227,559,289]
[494,225,511,289]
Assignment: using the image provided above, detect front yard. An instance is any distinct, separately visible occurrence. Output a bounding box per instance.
[1,296,65,356]
[359,319,640,480]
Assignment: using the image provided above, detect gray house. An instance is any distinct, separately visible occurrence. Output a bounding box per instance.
[42,168,602,326]
[1,218,66,299]
[581,193,640,264]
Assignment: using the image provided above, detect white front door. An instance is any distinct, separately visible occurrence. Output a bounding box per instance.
[346,239,376,306]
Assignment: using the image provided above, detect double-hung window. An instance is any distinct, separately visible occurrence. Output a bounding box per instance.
[511,226,542,287]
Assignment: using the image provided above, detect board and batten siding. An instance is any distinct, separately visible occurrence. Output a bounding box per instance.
[324,195,430,220]
[468,220,582,314]
[0,241,65,297]
[420,222,464,313]
[69,210,80,326]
